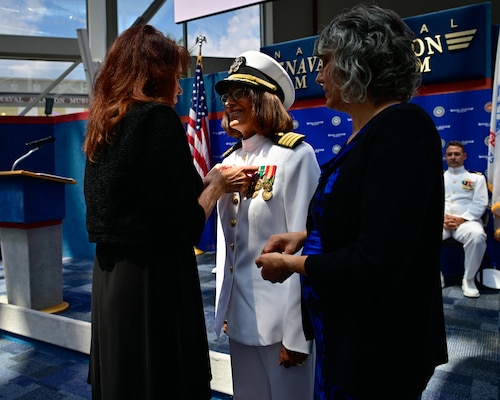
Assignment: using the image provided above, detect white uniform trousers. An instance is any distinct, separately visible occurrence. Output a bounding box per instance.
[443,220,487,280]
[229,339,314,400]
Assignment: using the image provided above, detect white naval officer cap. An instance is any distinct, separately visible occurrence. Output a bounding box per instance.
[215,50,295,109]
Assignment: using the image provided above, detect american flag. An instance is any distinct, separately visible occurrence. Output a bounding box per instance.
[187,55,211,177]
[487,30,500,240]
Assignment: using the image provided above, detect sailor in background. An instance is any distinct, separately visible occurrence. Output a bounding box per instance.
[443,140,489,297]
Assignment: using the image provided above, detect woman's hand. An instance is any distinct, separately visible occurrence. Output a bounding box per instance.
[198,164,257,221]
[256,231,308,283]
[255,252,295,283]
[261,231,307,255]
[279,344,308,368]
[204,164,258,193]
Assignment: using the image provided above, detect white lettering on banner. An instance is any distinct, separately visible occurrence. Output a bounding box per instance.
[450,107,475,113]
[414,29,477,74]
[328,132,347,138]
[414,36,443,56]
[264,4,488,99]
[305,121,324,126]
[280,56,322,91]
[68,98,88,104]
[281,56,321,75]
[0,95,89,106]
[0,96,22,103]
[295,75,308,89]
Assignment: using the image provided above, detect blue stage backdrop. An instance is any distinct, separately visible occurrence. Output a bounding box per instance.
[176,81,495,253]
[175,2,499,264]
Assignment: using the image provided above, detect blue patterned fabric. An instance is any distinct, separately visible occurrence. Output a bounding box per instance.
[301,130,363,400]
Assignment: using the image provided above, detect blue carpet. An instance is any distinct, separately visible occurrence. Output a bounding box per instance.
[0,332,91,399]
[0,255,499,399]
[0,332,231,399]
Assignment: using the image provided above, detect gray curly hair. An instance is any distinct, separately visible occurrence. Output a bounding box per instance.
[314,3,421,105]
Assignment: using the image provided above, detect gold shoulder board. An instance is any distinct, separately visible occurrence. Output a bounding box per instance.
[271,132,306,149]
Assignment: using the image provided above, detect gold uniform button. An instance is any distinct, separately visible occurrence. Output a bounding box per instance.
[230,242,235,250]
[229,265,234,273]
[232,195,239,204]
[230,218,237,226]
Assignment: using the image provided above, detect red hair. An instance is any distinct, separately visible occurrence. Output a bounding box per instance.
[83,25,190,161]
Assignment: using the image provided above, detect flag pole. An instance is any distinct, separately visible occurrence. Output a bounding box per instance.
[193,34,208,256]
[488,31,500,240]
[196,34,206,59]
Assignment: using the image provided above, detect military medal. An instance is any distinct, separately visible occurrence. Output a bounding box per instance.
[262,165,277,201]
[245,165,276,200]
[262,190,273,200]
[462,179,474,190]
[254,178,263,191]
[246,166,265,199]
[245,172,260,198]
[254,165,265,191]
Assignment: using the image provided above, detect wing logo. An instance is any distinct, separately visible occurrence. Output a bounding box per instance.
[444,29,477,51]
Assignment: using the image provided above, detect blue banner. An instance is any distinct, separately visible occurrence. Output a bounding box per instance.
[261,36,322,101]
[404,2,491,85]
[258,2,492,99]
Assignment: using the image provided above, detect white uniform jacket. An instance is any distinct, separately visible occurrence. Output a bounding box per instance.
[444,166,488,221]
[215,133,321,354]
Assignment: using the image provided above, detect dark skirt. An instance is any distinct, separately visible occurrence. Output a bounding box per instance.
[88,242,212,400]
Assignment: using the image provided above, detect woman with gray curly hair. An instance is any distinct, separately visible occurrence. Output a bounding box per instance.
[256,3,448,399]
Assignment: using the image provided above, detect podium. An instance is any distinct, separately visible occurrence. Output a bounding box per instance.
[0,170,76,311]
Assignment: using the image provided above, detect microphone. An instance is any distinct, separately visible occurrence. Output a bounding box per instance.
[25,136,56,147]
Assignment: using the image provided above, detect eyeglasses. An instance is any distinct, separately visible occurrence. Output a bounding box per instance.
[220,87,249,104]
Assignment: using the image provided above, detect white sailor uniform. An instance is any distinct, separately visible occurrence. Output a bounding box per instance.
[443,165,488,281]
[215,132,320,400]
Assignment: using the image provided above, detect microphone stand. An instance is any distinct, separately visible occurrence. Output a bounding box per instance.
[11,137,55,171]
[11,147,40,171]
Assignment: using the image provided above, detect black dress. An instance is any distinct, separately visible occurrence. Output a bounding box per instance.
[84,102,212,399]
[302,103,448,399]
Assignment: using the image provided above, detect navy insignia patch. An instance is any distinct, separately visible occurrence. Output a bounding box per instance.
[229,56,246,74]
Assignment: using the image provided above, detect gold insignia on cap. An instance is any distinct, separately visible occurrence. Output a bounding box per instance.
[229,56,245,74]
[228,73,278,92]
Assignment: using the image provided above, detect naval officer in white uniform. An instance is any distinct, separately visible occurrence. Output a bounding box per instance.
[214,51,321,400]
[443,141,488,297]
